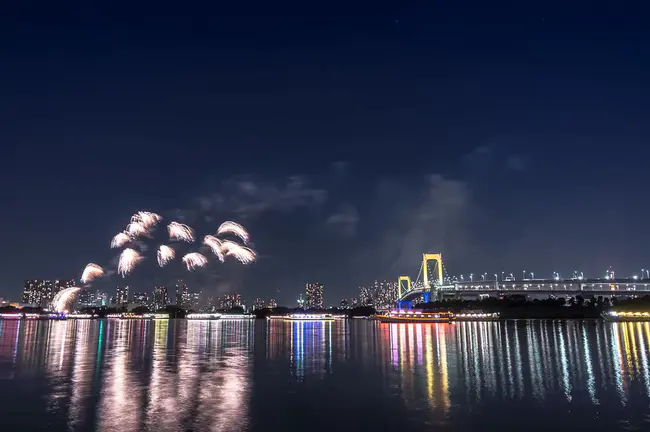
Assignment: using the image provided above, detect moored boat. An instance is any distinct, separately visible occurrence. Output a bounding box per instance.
[284,313,334,321]
[602,311,650,321]
[375,310,455,323]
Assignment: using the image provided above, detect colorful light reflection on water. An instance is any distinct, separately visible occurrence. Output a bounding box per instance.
[1,320,650,431]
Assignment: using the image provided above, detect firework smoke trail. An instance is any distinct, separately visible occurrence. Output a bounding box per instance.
[118,248,142,276]
[182,252,208,271]
[203,235,225,262]
[157,245,175,267]
[221,240,257,264]
[52,287,81,313]
[127,221,148,238]
[217,221,250,243]
[111,232,130,248]
[81,263,104,284]
[132,211,162,229]
[168,222,195,242]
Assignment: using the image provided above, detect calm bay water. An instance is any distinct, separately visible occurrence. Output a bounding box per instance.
[1,319,650,431]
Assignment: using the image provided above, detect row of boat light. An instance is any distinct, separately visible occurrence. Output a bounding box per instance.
[608,311,650,318]
[456,313,500,319]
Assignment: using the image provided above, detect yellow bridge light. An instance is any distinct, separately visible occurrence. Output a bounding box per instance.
[423,253,443,288]
[398,276,412,299]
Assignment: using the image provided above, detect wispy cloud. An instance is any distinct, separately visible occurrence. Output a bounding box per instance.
[198,175,327,218]
[326,203,359,236]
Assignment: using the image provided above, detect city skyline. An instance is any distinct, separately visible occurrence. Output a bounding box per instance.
[8,264,650,308]
[2,3,650,304]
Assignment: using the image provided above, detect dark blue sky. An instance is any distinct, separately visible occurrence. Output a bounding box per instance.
[2,1,650,305]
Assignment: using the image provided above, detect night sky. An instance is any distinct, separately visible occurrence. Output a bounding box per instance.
[2,1,650,305]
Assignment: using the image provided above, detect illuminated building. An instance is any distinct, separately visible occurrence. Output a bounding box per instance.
[133,292,149,307]
[95,291,108,307]
[340,298,349,309]
[190,292,201,310]
[116,286,129,305]
[269,298,277,308]
[153,286,169,310]
[350,297,359,307]
[219,293,241,310]
[359,280,399,309]
[253,298,266,310]
[21,279,73,308]
[77,289,95,308]
[297,294,305,309]
[305,283,324,309]
[175,280,190,308]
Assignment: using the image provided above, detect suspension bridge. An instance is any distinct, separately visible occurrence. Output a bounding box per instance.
[396,253,650,308]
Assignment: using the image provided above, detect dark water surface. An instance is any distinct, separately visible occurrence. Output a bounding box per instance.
[1,319,650,431]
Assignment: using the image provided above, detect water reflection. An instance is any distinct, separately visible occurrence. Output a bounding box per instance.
[266,319,349,380]
[3,319,650,431]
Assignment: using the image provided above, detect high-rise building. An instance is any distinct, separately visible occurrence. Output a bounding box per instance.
[219,293,241,310]
[22,280,63,308]
[175,280,190,308]
[54,280,75,291]
[95,291,108,307]
[253,298,266,310]
[77,289,95,308]
[359,280,398,309]
[133,292,149,307]
[305,283,324,309]
[116,286,129,305]
[153,286,169,311]
[340,298,349,309]
[190,292,201,311]
[269,298,277,308]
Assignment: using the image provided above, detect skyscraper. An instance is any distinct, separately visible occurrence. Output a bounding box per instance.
[22,280,70,308]
[219,293,240,310]
[305,283,324,309]
[95,291,108,307]
[175,280,190,308]
[116,286,129,305]
[153,286,169,310]
[77,289,95,308]
[253,298,266,310]
[359,280,399,309]
[190,292,201,310]
[133,292,149,307]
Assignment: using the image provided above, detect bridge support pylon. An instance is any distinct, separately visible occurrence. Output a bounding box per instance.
[397,301,412,311]
[422,253,443,300]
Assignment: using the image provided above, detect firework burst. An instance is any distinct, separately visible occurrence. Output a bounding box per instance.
[157,245,175,267]
[221,240,257,264]
[203,235,225,262]
[52,287,81,313]
[111,232,130,248]
[127,221,148,238]
[132,211,162,229]
[81,263,104,284]
[182,252,208,271]
[168,222,195,242]
[217,221,250,243]
[118,248,142,276]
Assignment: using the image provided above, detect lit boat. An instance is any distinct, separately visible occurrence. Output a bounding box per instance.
[186,313,222,320]
[602,311,650,321]
[375,310,455,323]
[285,313,334,321]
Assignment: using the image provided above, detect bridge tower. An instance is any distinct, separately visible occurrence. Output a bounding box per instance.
[422,253,443,302]
[397,276,412,299]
